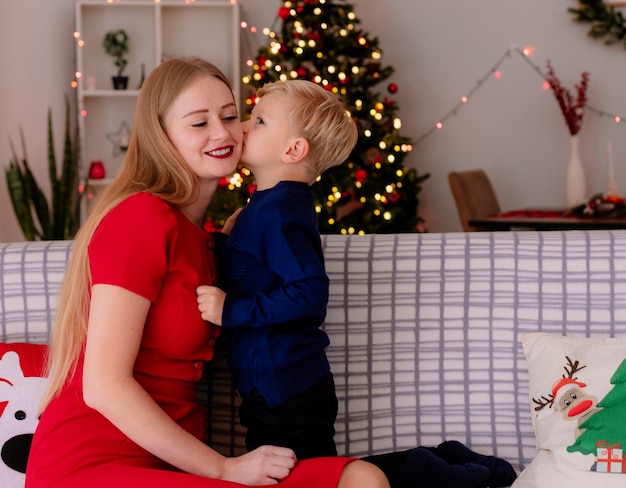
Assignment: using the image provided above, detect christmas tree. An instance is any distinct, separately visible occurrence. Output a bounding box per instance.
[207,0,429,234]
[567,358,626,455]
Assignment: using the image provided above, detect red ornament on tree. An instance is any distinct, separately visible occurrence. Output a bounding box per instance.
[366,62,380,73]
[296,66,309,78]
[367,149,382,165]
[388,191,401,203]
[278,6,291,19]
[355,169,367,183]
[387,83,398,94]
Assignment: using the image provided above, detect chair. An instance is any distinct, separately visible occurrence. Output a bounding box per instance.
[448,169,501,232]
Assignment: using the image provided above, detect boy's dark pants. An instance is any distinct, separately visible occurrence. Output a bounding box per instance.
[239,373,338,460]
[239,373,517,488]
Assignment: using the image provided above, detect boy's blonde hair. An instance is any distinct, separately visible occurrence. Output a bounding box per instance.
[256,80,358,180]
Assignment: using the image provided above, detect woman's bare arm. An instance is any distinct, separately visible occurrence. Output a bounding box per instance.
[82,284,295,484]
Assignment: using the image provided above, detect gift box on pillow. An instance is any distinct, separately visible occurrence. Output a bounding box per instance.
[596,441,623,474]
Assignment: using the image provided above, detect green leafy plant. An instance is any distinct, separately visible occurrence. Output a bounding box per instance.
[569,0,626,49]
[5,96,81,240]
[103,29,129,77]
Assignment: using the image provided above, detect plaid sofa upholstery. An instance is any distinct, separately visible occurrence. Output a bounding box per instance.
[3,230,626,478]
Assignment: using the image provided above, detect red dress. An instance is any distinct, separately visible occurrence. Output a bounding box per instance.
[25,193,353,488]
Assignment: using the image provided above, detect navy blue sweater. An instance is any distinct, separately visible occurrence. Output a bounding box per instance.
[220,181,331,408]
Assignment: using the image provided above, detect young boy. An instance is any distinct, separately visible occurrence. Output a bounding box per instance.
[197,79,357,460]
[197,80,517,488]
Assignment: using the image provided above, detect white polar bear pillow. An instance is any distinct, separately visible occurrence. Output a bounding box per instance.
[513,332,626,488]
[0,343,49,488]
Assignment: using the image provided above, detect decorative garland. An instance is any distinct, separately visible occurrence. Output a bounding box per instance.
[412,46,625,146]
[568,0,626,49]
[240,9,626,148]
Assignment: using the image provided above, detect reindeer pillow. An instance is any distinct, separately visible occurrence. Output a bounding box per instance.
[513,332,626,488]
[0,343,49,488]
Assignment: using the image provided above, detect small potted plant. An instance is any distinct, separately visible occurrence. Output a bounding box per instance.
[103,29,129,89]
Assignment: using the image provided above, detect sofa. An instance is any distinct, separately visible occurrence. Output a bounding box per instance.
[2,230,626,487]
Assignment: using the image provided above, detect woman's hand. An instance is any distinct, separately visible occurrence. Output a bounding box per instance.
[222,446,297,485]
[196,285,226,325]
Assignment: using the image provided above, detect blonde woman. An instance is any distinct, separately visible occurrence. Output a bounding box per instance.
[25,57,388,488]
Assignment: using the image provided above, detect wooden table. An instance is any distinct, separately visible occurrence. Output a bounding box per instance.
[468,209,626,231]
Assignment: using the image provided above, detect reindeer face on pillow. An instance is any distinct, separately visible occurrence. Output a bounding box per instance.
[0,344,48,488]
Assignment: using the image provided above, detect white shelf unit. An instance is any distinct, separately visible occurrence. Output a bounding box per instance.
[74,0,240,195]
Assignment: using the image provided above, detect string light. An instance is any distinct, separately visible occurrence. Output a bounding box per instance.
[80,0,622,167]
[414,45,626,145]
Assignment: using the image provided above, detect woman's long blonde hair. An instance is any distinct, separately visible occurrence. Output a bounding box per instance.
[40,57,233,410]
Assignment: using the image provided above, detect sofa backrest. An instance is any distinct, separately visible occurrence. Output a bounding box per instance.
[2,230,626,474]
[0,241,71,344]
[319,231,626,471]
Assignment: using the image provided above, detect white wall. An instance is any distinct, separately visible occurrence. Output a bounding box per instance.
[2,0,625,242]
[0,0,77,242]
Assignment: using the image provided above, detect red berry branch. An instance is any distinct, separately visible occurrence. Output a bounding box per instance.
[545,60,590,136]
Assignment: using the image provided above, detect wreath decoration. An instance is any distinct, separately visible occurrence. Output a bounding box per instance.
[568,0,626,48]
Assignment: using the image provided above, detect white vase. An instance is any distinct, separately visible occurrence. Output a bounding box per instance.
[565,134,587,208]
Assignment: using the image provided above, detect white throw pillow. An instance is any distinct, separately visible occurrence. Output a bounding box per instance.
[0,343,49,488]
[513,332,626,487]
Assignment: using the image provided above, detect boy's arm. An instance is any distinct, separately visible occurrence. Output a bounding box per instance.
[221,221,328,329]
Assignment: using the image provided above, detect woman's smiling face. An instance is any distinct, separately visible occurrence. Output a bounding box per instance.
[163,74,243,182]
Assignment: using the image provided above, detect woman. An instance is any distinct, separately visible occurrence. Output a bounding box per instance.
[25,57,388,488]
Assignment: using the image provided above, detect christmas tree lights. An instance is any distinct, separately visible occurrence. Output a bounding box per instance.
[208,0,428,234]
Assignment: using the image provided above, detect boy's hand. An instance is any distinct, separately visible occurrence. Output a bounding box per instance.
[196,285,226,326]
[222,207,243,235]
